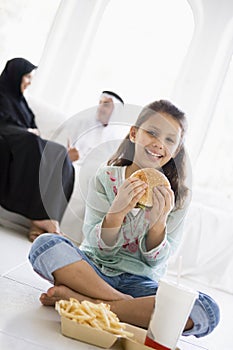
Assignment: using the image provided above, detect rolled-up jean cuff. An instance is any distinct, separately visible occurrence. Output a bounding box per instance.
[29,237,83,282]
[183,292,220,338]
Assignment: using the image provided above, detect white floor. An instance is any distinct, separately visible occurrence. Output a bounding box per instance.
[0,225,232,350]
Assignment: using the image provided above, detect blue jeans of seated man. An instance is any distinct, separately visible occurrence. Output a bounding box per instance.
[28,234,220,338]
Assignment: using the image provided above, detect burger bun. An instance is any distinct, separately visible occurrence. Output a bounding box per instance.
[130,168,170,208]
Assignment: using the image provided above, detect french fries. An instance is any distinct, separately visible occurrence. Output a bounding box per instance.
[56,298,133,338]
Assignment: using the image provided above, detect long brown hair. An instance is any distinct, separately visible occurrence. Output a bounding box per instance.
[108,100,190,209]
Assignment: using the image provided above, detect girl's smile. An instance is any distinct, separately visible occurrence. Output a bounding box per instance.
[145,147,163,161]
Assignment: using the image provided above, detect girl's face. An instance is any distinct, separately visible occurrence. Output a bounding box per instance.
[20,71,34,93]
[130,112,182,170]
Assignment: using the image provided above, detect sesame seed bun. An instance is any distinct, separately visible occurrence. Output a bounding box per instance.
[130,168,170,208]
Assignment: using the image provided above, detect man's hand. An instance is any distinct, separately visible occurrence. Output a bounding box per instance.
[67,138,79,162]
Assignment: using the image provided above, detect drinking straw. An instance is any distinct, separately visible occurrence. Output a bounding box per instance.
[177,255,183,285]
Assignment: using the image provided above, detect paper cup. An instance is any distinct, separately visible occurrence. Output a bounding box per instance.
[144,279,198,350]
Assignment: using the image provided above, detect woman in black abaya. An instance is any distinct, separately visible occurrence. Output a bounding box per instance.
[0,57,79,241]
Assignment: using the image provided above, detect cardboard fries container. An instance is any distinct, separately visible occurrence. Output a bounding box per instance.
[60,316,180,350]
[61,316,120,348]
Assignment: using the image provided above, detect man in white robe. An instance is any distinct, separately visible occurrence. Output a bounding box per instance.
[58,91,131,242]
[73,90,126,164]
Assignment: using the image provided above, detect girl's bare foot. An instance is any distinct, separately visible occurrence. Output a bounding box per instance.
[40,284,133,307]
[40,285,94,306]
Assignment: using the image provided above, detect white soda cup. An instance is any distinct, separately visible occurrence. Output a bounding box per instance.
[144,279,198,350]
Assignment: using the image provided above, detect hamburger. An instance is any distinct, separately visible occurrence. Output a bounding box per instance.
[130,168,170,208]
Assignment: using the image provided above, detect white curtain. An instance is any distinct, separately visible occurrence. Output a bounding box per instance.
[0,0,60,69]
[171,0,233,163]
[29,0,110,114]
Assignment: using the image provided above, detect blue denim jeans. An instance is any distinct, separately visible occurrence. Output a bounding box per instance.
[28,234,220,338]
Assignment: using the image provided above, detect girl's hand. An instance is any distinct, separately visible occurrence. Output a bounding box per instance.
[109,177,148,217]
[149,185,174,229]
[101,178,147,246]
[145,186,174,251]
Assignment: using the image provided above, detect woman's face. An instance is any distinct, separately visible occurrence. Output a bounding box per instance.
[130,112,182,170]
[20,71,34,93]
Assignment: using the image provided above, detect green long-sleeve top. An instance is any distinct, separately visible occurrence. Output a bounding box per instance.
[80,165,189,281]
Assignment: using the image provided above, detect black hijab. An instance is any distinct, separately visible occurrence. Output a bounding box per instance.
[0,57,37,128]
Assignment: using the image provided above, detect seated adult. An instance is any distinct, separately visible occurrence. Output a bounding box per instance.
[0,57,79,241]
[74,90,125,163]
[51,91,133,241]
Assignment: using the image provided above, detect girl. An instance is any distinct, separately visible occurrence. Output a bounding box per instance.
[29,100,219,337]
